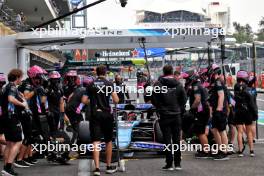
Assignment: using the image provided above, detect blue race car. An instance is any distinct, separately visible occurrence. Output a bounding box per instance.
[114,103,164,152]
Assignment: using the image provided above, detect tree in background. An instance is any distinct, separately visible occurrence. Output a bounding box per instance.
[233,22,254,43]
[257,17,264,41]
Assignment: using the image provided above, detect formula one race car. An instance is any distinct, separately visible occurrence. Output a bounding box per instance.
[114,102,164,153]
[77,101,165,159]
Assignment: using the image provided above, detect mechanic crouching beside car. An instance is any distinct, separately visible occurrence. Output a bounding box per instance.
[151,65,187,171]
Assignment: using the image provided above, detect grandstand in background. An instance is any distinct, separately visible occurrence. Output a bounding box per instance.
[136,0,231,33]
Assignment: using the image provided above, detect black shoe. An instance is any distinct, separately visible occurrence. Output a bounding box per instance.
[195,152,210,159]
[227,151,235,155]
[210,152,218,158]
[207,152,214,159]
[14,160,30,168]
[23,158,35,166]
[1,167,18,176]
[175,164,182,171]
[28,157,38,164]
[106,165,117,174]
[237,151,244,157]
[31,159,38,164]
[162,165,174,171]
[93,168,100,176]
[10,167,18,176]
[250,150,255,157]
[213,152,230,161]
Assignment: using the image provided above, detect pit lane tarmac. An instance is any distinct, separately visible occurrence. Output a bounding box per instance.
[1,144,264,176]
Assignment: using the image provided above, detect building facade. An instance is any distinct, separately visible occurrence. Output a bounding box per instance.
[136,0,231,33]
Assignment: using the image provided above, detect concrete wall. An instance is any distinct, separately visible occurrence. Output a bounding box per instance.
[0,35,17,76]
[17,48,30,79]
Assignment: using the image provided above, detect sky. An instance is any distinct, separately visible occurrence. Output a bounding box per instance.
[85,0,264,32]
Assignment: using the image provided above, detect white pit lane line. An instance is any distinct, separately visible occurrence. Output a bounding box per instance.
[257,98,264,102]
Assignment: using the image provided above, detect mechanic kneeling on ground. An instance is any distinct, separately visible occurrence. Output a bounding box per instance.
[151,65,187,171]
[89,65,119,176]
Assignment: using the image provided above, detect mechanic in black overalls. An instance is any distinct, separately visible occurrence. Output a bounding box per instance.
[89,65,119,176]
[65,80,90,144]
[207,64,229,161]
[136,69,147,99]
[46,71,65,132]
[152,65,187,171]
[63,70,79,102]
[185,70,210,159]
[234,70,257,157]
[248,74,258,142]
[16,65,48,167]
[1,69,27,176]
[113,74,130,104]
[0,73,6,159]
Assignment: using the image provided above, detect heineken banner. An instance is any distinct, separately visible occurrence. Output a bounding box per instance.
[87,48,165,58]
